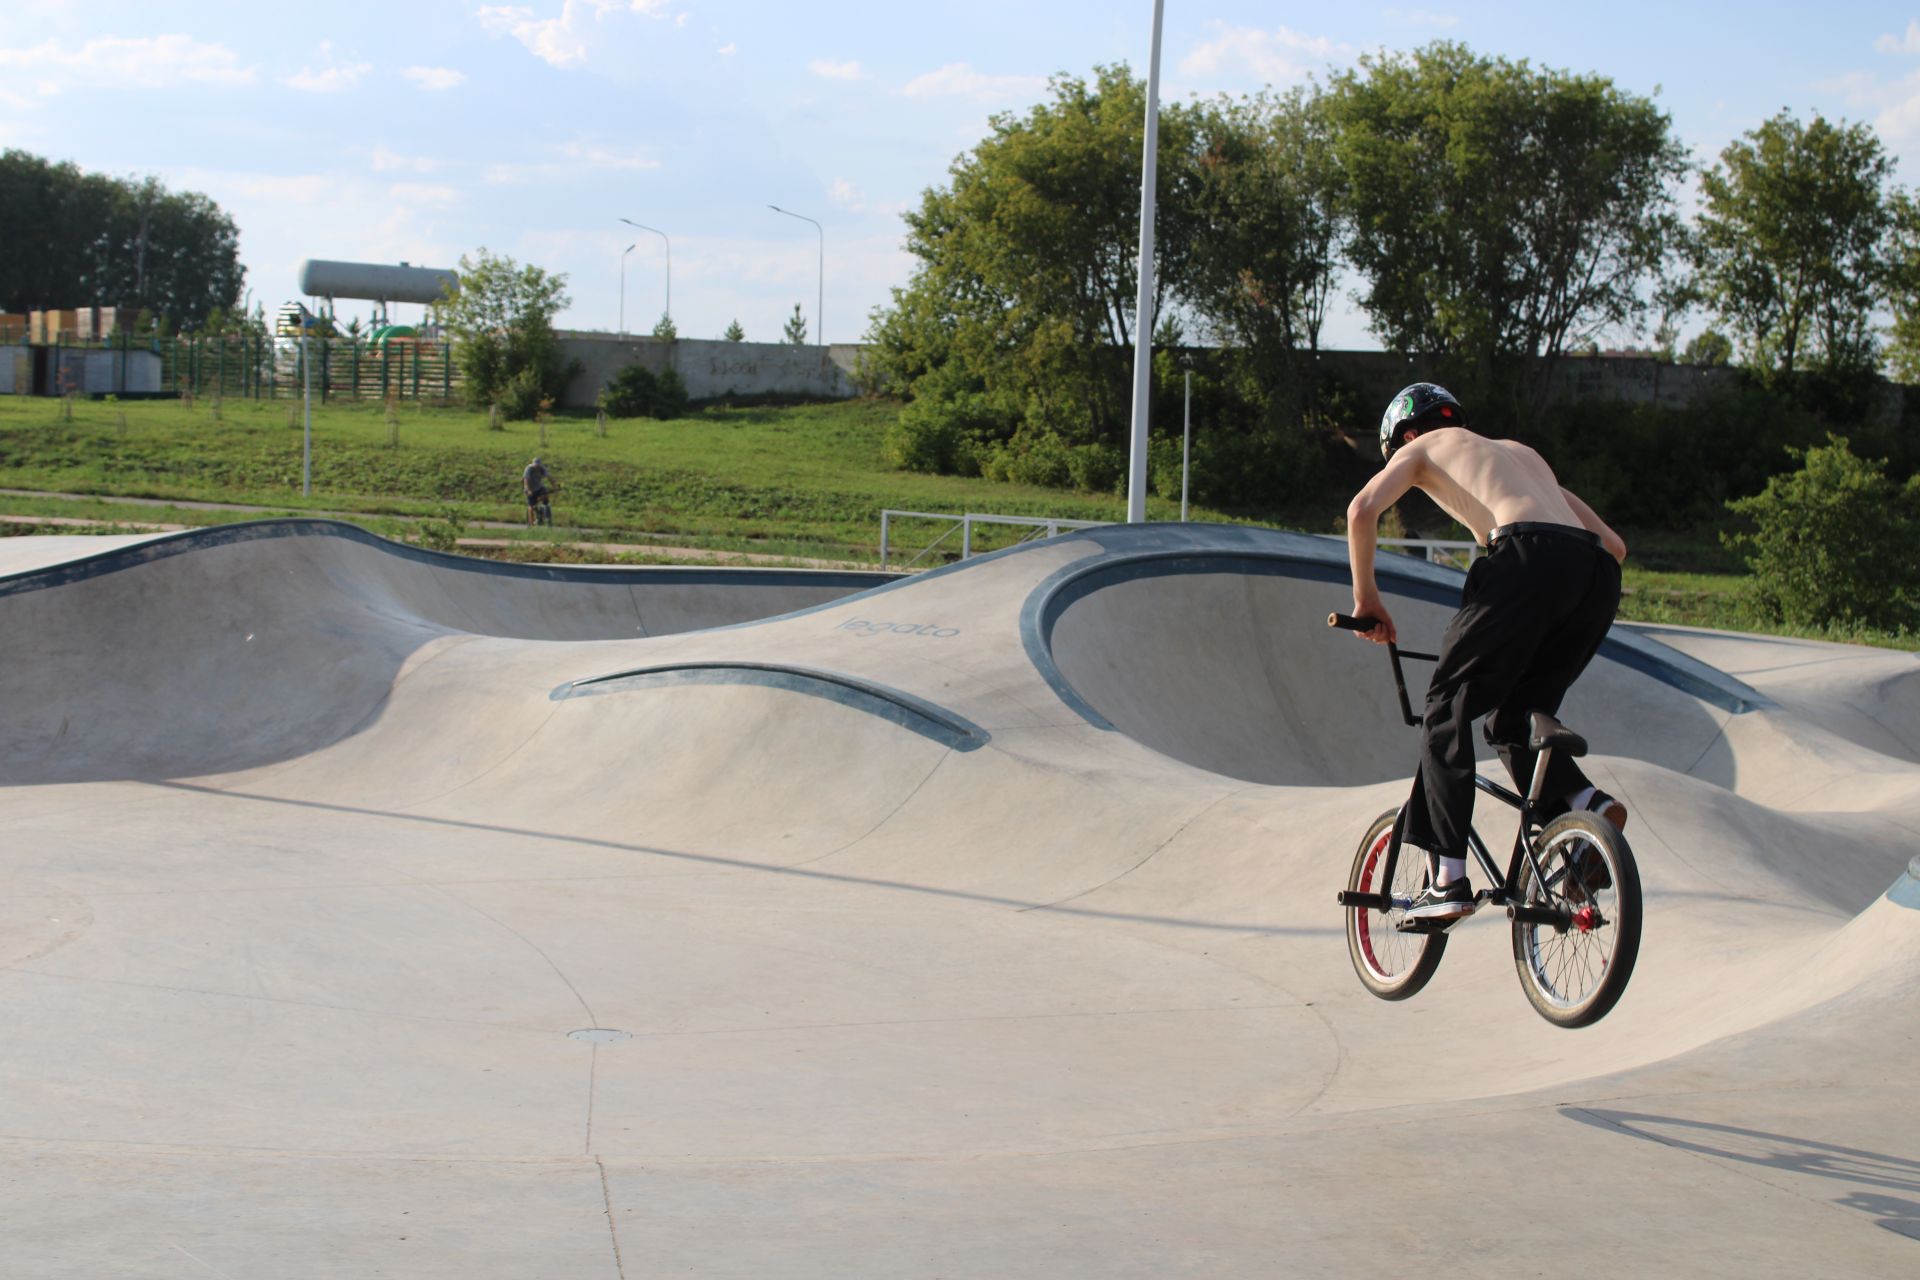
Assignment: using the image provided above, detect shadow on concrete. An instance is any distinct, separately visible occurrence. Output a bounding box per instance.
[1567,1108,1920,1240]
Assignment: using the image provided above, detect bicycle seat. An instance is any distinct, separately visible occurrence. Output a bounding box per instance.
[1529,711,1587,758]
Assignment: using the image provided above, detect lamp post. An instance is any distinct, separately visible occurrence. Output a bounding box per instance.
[1125,0,1166,524]
[768,204,823,345]
[619,218,669,331]
[618,242,636,337]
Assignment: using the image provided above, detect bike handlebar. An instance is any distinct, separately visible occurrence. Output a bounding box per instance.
[1326,610,1436,727]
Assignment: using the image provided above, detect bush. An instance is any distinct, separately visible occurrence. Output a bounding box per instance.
[1066,442,1126,494]
[495,368,545,422]
[1725,434,1920,632]
[600,363,689,419]
[883,392,1010,475]
[1005,432,1074,488]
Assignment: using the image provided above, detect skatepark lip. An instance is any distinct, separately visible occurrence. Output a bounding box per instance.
[0,516,898,599]
[551,660,992,751]
[1016,524,1768,737]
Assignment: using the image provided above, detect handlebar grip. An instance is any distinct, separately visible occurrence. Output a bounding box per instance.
[1328,612,1378,632]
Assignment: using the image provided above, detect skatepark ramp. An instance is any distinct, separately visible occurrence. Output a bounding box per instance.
[0,519,1914,1275]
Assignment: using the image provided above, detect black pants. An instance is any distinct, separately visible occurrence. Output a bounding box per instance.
[1401,528,1622,861]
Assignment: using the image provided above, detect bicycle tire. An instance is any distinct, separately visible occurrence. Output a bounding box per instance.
[1345,808,1447,1001]
[1509,811,1642,1028]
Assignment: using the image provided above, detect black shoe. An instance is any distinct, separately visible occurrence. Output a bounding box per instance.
[1584,789,1628,832]
[1404,878,1475,921]
[1565,840,1612,897]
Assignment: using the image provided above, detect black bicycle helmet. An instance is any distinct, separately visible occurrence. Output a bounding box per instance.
[1379,383,1467,461]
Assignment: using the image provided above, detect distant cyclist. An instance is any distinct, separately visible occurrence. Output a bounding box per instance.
[522,456,551,525]
[1344,384,1629,922]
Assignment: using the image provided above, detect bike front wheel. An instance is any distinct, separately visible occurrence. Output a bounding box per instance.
[1510,811,1643,1028]
[1345,808,1447,1001]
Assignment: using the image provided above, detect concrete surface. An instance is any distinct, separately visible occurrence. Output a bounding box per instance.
[0,519,1914,1277]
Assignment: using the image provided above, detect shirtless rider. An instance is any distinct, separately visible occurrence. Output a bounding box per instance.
[1345,383,1629,922]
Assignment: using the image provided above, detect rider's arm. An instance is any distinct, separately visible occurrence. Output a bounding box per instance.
[1561,487,1626,564]
[1345,445,1426,643]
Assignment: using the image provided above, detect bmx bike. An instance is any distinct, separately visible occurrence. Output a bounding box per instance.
[1327,611,1643,1028]
[527,491,553,527]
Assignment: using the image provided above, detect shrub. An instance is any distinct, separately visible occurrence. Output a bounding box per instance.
[1006,432,1074,488]
[1066,442,1126,494]
[495,368,545,421]
[600,363,689,419]
[883,392,1006,475]
[1724,434,1920,632]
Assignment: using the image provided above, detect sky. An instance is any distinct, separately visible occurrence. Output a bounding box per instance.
[7,2,1920,349]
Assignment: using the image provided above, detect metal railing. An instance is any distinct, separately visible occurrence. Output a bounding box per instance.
[1377,537,1484,570]
[880,509,1111,570]
[877,511,1483,574]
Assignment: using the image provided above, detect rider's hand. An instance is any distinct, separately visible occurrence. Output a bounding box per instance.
[1351,594,1396,645]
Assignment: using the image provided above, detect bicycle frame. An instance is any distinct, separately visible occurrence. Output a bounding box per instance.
[1332,628,1577,931]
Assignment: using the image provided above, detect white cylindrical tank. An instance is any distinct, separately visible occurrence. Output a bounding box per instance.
[297,260,459,304]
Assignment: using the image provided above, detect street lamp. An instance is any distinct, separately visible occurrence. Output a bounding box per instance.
[618,242,636,336]
[619,218,670,331]
[1125,0,1166,524]
[768,204,823,346]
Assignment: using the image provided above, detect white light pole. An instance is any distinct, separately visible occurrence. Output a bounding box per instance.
[768,204,824,345]
[619,218,669,330]
[1125,0,1166,524]
[618,242,636,336]
[300,307,313,496]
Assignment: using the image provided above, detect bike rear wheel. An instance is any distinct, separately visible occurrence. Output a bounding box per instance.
[1345,808,1447,1000]
[1509,812,1642,1028]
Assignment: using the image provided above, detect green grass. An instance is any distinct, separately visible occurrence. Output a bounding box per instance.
[1,394,1912,649]
[0,395,1223,563]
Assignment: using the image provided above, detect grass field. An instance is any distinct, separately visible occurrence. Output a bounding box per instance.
[0,394,1910,648]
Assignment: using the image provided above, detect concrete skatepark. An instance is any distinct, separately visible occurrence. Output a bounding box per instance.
[0,519,1915,1276]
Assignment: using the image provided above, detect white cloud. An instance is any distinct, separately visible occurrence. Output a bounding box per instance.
[369,146,441,173]
[901,62,1046,103]
[283,60,372,93]
[403,65,467,91]
[477,0,676,69]
[561,141,659,170]
[1877,20,1920,55]
[828,177,862,209]
[1179,23,1350,84]
[718,42,737,56]
[0,34,256,96]
[486,139,661,184]
[809,59,864,80]
[388,182,461,207]
[1385,8,1460,28]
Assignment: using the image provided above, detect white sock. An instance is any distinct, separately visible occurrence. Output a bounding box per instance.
[1568,785,1597,812]
[1434,856,1467,887]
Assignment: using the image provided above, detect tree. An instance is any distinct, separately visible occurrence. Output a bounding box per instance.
[1883,190,1920,383]
[1692,111,1894,384]
[439,248,574,418]
[1725,434,1920,632]
[1183,87,1343,401]
[782,303,808,345]
[1325,43,1686,418]
[1681,330,1733,367]
[651,312,678,340]
[0,149,243,328]
[723,319,745,342]
[864,64,1202,443]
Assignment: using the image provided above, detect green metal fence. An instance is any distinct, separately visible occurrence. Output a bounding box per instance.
[47,332,466,403]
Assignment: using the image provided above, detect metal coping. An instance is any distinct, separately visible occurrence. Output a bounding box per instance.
[550,660,989,752]
[0,517,899,600]
[1013,523,1771,731]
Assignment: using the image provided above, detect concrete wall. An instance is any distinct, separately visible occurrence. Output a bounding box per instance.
[556,334,862,408]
